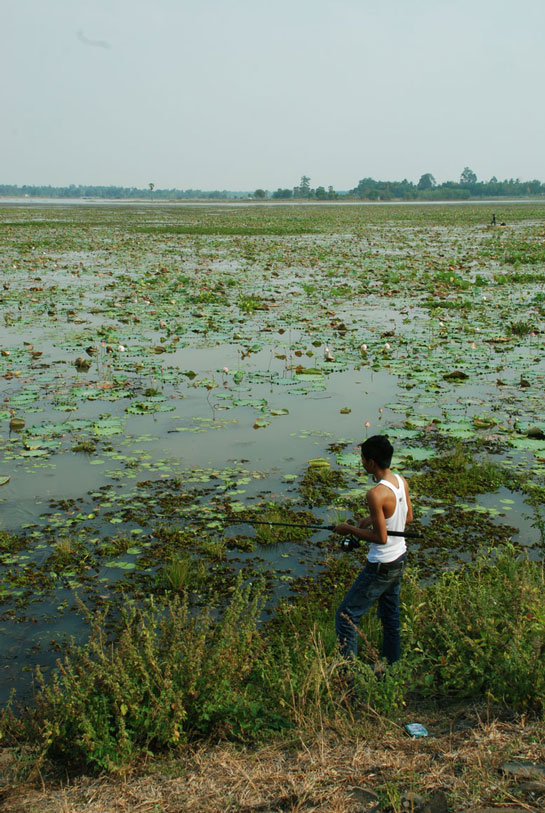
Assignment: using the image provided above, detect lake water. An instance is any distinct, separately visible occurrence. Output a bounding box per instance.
[1,201,544,703]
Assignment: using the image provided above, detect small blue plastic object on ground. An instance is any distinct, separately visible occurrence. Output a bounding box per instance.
[405,723,428,738]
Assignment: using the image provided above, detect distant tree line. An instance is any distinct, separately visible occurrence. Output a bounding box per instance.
[269,176,339,200]
[1,169,544,201]
[349,168,545,201]
[0,184,249,200]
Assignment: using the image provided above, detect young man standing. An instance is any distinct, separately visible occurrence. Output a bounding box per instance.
[333,434,413,666]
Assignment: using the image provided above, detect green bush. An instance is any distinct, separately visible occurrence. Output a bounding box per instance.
[402,547,545,707]
[12,578,267,770]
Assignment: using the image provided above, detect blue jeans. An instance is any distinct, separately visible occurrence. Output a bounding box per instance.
[335,555,406,664]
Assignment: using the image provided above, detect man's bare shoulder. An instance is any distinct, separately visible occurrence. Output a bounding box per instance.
[366,482,392,505]
[366,473,410,503]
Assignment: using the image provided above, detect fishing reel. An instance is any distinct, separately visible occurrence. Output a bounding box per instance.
[339,534,361,552]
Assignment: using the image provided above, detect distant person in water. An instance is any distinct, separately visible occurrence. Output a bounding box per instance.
[333,434,413,666]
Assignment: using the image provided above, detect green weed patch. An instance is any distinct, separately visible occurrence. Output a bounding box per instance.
[410,445,505,502]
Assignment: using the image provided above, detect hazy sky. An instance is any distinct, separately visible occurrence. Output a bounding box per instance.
[2,0,544,190]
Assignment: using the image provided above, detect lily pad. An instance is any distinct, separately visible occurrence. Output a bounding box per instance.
[253,419,270,429]
[9,417,26,431]
[125,401,175,414]
[295,370,325,381]
[398,447,436,461]
[93,417,124,436]
[473,416,496,429]
[105,561,136,570]
[335,453,360,467]
[509,437,545,451]
[443,370,469,381]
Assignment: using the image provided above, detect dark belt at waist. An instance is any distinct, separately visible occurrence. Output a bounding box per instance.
[366,554,406,574]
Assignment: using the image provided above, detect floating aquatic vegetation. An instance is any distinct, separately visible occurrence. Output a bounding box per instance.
[410,444,507,503]
[299,464,347,507]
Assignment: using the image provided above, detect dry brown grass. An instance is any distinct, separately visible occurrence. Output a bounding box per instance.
[1,705,544,812]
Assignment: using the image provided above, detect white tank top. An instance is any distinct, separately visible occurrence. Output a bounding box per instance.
[367,473,408,563]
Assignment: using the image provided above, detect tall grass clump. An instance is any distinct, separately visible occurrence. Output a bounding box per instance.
[160,553,206,592]
[402,545,545,707]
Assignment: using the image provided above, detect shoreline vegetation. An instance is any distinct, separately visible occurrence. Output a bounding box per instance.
[1,548,545,811]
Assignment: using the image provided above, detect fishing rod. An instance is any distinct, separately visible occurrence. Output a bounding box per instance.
[227,518,423,539]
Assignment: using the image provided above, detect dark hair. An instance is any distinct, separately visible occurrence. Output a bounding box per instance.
[360,435,394,469]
